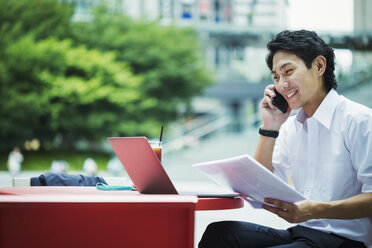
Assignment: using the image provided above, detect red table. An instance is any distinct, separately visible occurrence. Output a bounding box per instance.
[0,187,243,248]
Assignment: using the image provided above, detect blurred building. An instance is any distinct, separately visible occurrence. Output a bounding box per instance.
[354,0,372,32]
[122,0,288,83]
[65,0,287,81]
[122,0,288,132]
[136,0,286,133]
[354,0,372,68]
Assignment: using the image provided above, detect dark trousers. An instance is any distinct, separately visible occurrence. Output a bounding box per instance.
[198,221,366,248]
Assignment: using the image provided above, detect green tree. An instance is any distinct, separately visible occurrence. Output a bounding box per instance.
[0,0,212,151]
[0,0,74,150]
[0,0,73,41]
[2,35,142,150]
[71,8,212,123]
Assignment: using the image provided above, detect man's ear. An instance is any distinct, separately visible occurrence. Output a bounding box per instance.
[314,55,326,76]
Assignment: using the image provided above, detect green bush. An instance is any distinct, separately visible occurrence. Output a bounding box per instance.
[0,150,111,171]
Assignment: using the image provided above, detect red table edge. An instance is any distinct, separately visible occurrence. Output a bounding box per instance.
[196,197,244,211]
[0,187,244,211]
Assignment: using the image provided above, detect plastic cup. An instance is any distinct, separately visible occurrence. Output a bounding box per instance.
[147,139,162,161]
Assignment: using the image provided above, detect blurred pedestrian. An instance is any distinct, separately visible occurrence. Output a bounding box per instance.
[83,157,97,176]
[107,156,124,176]
[50,160,69,173]
[7,147,23,177]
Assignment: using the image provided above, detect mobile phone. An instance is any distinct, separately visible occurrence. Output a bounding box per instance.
[271,88,288,113]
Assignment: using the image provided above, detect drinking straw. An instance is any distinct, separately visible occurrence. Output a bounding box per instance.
[159,125,164,146]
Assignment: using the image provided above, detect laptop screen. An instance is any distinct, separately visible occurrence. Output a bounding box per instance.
[107,137,178,194]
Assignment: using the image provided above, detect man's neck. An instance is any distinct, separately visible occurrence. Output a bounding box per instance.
[303,90,328,118]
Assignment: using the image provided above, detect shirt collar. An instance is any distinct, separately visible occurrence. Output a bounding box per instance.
[294,89,340,132]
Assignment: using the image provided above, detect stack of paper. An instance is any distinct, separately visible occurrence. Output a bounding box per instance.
[193,154,306,208]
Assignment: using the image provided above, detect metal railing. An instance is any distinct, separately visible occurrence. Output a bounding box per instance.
[163,112,232,154]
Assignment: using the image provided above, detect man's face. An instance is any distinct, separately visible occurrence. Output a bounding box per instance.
[271,50,327,116]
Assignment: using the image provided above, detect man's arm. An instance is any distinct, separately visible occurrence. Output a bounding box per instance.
[254,135,276,172]
[262,192,372,223]
[316,192,372,219]
[254,84,291,172]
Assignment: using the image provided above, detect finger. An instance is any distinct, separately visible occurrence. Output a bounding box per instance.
[262,203,280,214]
[263,87,277,109]
[262,204,288,215]
[262,204,293,222]
[265,84,275,91]
[264,87,275,98]
[263,95,276,109]
[259,98,268,107]
[264,198,293,211]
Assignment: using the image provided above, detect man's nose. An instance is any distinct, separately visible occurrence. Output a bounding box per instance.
[277,79,288,91]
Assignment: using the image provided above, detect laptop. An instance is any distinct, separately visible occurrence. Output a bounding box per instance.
[107,137,238,198]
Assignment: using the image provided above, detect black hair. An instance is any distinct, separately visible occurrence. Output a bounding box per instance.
[266,30,337,92]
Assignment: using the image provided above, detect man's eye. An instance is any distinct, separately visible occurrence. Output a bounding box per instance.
[273,75,279,80]
[286,69,293,74]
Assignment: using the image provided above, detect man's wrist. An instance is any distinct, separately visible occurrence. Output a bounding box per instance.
[261,122,281,131]
[259,127,279,138]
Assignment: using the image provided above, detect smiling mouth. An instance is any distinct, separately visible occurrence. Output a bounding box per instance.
[286,90,298,99]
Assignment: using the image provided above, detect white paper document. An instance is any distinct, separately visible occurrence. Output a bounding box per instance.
[193,154,306,208]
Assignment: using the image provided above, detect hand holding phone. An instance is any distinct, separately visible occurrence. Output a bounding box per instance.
[271,89,288,113]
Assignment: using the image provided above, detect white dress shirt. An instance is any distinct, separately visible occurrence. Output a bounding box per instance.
[272,89,372,246]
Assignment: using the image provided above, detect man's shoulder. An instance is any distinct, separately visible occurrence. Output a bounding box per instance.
[334,96,372,130]
[337,95,372,118]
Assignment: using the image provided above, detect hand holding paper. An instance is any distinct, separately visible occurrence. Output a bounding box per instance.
[262,198,317,223]
[193,154,306,208]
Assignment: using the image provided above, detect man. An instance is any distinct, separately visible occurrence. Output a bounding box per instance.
[199,30,372,248]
